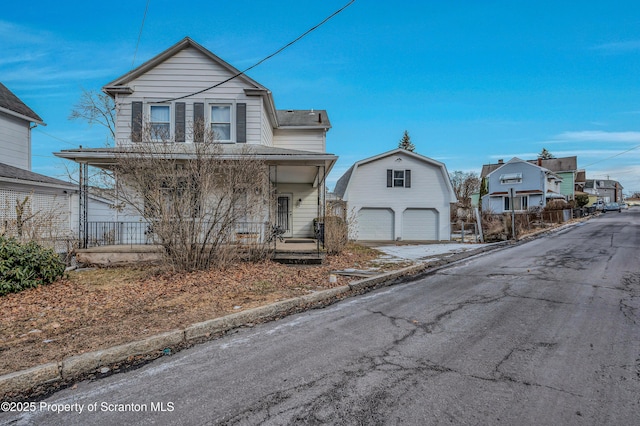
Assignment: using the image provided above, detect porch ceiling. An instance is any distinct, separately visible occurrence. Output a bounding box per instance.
[271,165,319,184]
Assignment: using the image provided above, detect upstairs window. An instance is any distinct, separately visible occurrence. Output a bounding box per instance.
[500,173,522,184]
[387,169,412,188]
[211,105,232,142]
[149,105,171,140]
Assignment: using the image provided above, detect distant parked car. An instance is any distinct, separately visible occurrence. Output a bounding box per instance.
[620,202,629,209]
[592,200,605,211]
[603,202,621,212]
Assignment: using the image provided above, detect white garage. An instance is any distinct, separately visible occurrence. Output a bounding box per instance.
[357,208,394,240]
[402,208,438,240]
[334,149,457,242]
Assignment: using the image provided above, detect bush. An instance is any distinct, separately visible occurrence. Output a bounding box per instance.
[575,194,590,208]
[316,216,348,255]
[0,236,65,296]
[544,199,569,211]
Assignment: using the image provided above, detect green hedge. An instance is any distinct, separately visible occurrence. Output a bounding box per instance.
[0,236,65,296]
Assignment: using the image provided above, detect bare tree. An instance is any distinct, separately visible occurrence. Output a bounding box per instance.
[69,89,117,145]
[113,122,270,271]
[66,89,118,189]
[449,171,480,209]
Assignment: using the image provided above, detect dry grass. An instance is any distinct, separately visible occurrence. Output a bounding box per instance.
[0,243,393,375]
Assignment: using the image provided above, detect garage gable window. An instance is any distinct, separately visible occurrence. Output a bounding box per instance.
[387,169,411,188]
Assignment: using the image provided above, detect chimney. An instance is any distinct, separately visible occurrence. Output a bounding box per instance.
[537,158,542,166]
[318,112,322,123]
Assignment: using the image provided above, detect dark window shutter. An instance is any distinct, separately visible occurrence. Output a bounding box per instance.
[387,169,393,187]
[236,103,246,143]
[175,102,185,142]
[131,101,143,142]
[405,170,411,188]
[193,102,204,142]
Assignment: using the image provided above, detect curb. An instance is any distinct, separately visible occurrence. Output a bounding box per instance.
[1,220,586,399]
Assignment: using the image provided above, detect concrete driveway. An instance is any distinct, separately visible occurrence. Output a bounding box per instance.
[370,242,493,262]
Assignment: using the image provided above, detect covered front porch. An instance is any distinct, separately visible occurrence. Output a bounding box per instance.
[54,144,337,263]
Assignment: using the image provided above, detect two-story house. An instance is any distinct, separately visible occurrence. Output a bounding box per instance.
[0,82,77,250]
[55,37,337,245]
[481,157,564,213]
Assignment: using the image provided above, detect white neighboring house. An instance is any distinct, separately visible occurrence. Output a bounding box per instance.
[0,82,74,250]
[0,82,116,250]
[334,149,457,241]
[54,37,337,245]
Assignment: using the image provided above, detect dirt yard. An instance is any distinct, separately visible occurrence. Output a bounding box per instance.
[0,244,405,375]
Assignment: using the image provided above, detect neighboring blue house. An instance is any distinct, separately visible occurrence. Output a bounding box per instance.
[481,157,564,213]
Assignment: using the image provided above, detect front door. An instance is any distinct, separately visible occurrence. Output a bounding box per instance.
[276,194,293,237]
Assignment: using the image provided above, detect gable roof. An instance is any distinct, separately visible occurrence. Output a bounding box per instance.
[0,162,74,189]
[486,157,561,180]
[103,37,329,131]
[103,37,266,94]
[334,148,456,201]
[0,82,44,124]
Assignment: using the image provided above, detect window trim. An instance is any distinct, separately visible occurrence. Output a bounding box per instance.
[500,172,523,184]
[386,169,412,188]
[504,195,529,211]
[207,100,235,143]
[148,103,172,141]
[393,170,405,187]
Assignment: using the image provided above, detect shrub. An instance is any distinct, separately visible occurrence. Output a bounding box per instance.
[0,236,65,296]
[316,216,348,255]
[575,194,590,208]
[544,199,569,211]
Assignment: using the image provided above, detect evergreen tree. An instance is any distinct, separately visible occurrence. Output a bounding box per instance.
[398,130,415,152]
[538,148,555,159]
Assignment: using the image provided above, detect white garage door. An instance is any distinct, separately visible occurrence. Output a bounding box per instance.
[402,208,438,240]
[357,208,394,240]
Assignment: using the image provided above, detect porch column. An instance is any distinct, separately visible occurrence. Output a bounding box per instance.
[78,162,89,249]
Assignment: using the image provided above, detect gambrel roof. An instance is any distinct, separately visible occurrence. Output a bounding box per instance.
[334,148,456,201]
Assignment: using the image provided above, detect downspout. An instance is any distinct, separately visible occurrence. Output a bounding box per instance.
[28,123,37,170]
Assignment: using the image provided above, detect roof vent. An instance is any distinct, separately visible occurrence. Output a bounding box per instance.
[308,108,315,115]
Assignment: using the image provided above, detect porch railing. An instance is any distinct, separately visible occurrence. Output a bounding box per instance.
[85,221,269,248]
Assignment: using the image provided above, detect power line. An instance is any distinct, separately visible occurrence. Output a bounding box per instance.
[34,128,78,147]
[163,0,356,103]
[581,144,640,169]
[131,0,151,69]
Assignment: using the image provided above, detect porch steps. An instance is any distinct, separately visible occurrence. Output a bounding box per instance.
[272,251,325,265]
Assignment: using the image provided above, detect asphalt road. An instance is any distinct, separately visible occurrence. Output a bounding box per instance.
[2,209,639,425]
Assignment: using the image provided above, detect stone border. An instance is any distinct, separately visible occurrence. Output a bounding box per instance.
[2,219,588,399]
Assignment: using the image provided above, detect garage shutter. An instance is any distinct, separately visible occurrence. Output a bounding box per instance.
[402,208,438,240]
[357,208,394,240]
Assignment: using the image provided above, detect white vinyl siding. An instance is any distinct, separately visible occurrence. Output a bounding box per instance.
[358,208,394,240]
[273,129,325,153]
[114,47,263,145]
[275,183,317,237]
[0,112,31,170]
[342,152,453,241]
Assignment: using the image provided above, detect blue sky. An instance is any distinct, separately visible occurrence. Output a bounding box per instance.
[2,1,640,193]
